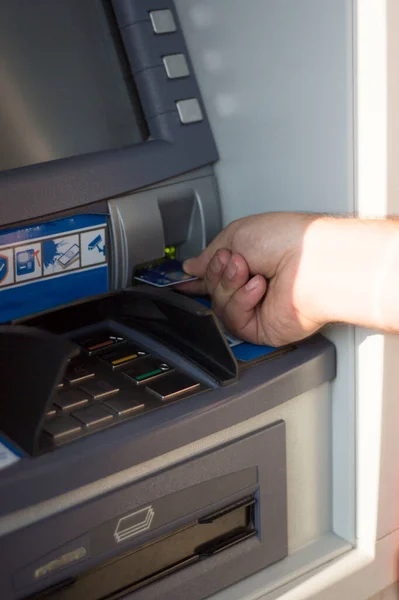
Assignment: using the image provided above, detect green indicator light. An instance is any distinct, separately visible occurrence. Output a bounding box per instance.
[136,369,163,381]
[164,246,176,260]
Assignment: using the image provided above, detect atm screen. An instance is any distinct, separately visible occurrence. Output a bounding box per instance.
[0,0,148,172]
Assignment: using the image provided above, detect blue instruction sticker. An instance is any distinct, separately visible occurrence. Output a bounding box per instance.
[0,440,20,471]
[0,215,109,323]
[231,343,278,362]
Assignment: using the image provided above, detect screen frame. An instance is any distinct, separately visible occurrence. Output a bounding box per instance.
[0,0,218,228]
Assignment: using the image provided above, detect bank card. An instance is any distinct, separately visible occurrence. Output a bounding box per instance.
[134,259,198,288]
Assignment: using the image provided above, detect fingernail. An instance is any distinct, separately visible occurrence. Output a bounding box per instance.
[211,255,222,273]
[226,260,237,280]
[246,276,259,291]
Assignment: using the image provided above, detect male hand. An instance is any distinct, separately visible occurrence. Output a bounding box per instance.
[180,212,324,347]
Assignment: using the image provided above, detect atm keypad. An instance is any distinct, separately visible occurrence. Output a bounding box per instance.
[43,330,204,447]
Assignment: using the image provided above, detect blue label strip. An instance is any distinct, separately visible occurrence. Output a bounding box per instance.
[231,343,278,362]
[0,438,21,471]
[0,215,109,323]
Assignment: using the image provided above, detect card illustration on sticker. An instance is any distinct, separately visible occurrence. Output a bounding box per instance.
[134,259,198,288]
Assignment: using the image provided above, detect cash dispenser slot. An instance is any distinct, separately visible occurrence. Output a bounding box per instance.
[27,496,256,600]
[5,424,288,600]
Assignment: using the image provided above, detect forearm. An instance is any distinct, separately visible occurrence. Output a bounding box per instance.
[295,216,399,332]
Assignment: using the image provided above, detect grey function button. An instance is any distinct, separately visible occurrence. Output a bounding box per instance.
[43,416,82,442]
[163,54,190,79]
[54,389,89,411]
[149,9,177,34]
[146,372,200,401]
[103,393,145,416]
[64,362,95,384]
[72,405,114,429]
[79,379,119,400]
[45,405,57,418]
[176,99,203,124]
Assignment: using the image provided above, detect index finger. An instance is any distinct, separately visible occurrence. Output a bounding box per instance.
[182,222,239,278]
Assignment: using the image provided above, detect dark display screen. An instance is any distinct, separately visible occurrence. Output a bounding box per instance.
[0,0,148,172]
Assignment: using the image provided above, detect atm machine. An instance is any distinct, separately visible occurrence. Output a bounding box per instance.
[0,1,396,600]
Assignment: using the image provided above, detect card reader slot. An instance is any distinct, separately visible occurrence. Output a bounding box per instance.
[28,496,256,600]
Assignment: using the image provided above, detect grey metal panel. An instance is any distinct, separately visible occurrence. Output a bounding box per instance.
[2,422,287,600]
[108,172,222,289]
[0,334,334,518]
[0,113,217,228]
[12,468,258,592]
[119,14,208,124]
[108,195,166,290]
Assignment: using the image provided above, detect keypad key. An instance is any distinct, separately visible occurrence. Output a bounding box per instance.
[45,405,57,418]
[124,358,172,385]
[54,388,89,411]
[64,361,95,384]
[103,392,145,416]
[43,416,82,441]
[79,379,119,400]
[146,373,200,401]
[76,330,126,355]
[72,405,114,428]
[99,344,148,369]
